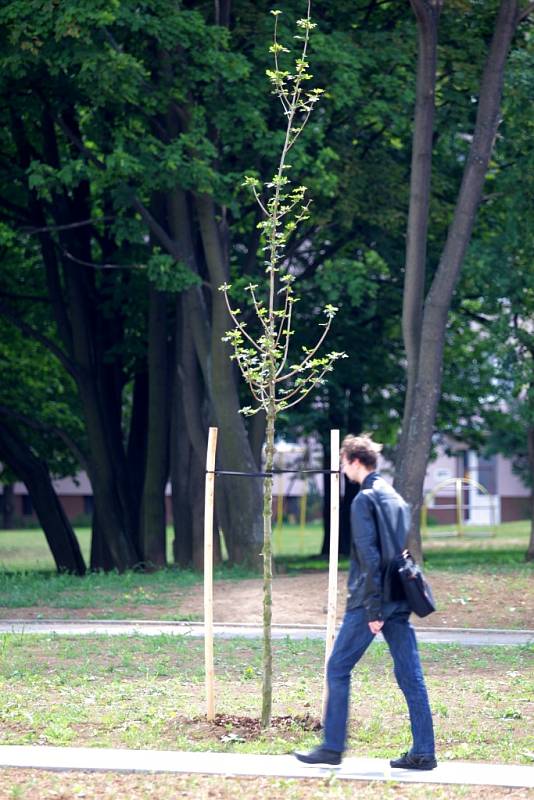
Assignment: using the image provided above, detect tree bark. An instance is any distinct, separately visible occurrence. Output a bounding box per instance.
[526,425,534,562]
[13,108,142,572]
[395,0,520,560]
[60,232,140,571]
[0,423,86,574]
[90,507,115,572]
[171,296,222,569]
[261,398,275,728]
[396,0,442,471]
[140,285,170,567]
[127,369,149,549]
[1,483,15,530]
[249,410,266,471]
[195,193,263,568]
[165,185,210,566]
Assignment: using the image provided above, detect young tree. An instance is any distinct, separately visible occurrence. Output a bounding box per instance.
[220,3,345,727]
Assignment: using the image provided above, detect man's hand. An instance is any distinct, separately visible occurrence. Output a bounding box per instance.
[368,620,384,634]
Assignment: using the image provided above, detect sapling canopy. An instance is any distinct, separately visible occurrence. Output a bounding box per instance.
[219,1,346,727]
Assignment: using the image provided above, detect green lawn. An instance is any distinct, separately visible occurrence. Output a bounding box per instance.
[0,520,323,573]
[0,521,531,619]
[0,634,532,765]
[0,519,530,573]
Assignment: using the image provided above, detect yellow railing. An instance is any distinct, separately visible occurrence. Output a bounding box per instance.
[421,476,496,538]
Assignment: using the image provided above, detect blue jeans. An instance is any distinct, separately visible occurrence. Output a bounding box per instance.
[323,607,435,755]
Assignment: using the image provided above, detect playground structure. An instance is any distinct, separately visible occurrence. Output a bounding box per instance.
[421,476,497,538]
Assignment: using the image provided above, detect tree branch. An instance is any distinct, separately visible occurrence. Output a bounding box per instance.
[0,291,50,303]
[0,300,79,379]
[517,2,534,22]
[0,405,88,471]
[62,249,145,270]
[57,116,106,171]
[22,217,114,235]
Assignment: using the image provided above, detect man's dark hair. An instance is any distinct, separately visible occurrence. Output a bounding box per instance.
[340,433,383,469]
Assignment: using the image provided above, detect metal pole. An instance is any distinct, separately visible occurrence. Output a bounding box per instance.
[456,477,463,536]
[322,429,340,720]
[204,426,218,720]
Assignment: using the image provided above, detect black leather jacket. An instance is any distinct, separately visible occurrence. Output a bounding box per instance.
[346,471,410,620]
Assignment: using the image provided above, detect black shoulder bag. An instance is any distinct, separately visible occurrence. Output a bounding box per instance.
[394,548,436,618]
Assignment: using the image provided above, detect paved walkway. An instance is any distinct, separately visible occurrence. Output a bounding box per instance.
[0,745,533,788]
[0,619,532,645]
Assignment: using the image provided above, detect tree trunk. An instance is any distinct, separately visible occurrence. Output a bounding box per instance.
[249,410,266,472]
[62,256,140,571]
[90,508,115,572]
[170,302,195,567]
[58,178,140,570]
[170,292,222,569]
[526,425,534,562]
[261,399,275,728]
[2,483,15,529]
[170,388,194,568]
[38,111,141,572]
[127,369,149,550]
[0,423,86,574]
[396,0,442,471]
[140,285,170,568]
[195,193,263,568]
[395,0,520,561]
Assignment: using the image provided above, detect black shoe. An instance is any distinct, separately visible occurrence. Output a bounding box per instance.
[294,746,342,767]
[390,752,437,770]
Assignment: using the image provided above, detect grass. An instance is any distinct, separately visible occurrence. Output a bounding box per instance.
[0,524,532,798]
[0,521,531,623]
[280,520,532,573]
[0,520,530,574]
[0,562,260,617]
[0,521,325,574]
[0,634,532,765]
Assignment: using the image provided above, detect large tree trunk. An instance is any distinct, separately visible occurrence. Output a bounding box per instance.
[526,425,534,562]
[140,285,170,567]
[127,369,149,549]
[15,109,142,572]
[195,193,263,568]
[2,483,15,529]
[395,0,520,561]
[170,367,194,567]
[166,186,207,567]
[0,423,86,574]
[52,129,140,570]
[396,0,442,472]
[61,244,140,571]
[90,508,115,572]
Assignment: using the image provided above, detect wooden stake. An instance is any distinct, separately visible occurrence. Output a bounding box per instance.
[322,429,340,720]
[204,426,218,721]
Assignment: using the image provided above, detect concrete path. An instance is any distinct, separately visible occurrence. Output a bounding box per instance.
[0,619,532,646]
[0,745,533,788]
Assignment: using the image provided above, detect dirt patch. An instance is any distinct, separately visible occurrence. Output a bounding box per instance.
[168,712,321,744]
[1,571,532,630]
[169,570,534,630]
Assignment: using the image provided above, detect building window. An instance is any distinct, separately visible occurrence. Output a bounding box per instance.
[477,456,497,495]
[83,495,94,515]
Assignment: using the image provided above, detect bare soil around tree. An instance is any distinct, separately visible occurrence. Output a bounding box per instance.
[2,569,532,630]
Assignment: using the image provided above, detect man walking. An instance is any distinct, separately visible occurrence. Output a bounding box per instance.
[295,433,436,770]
